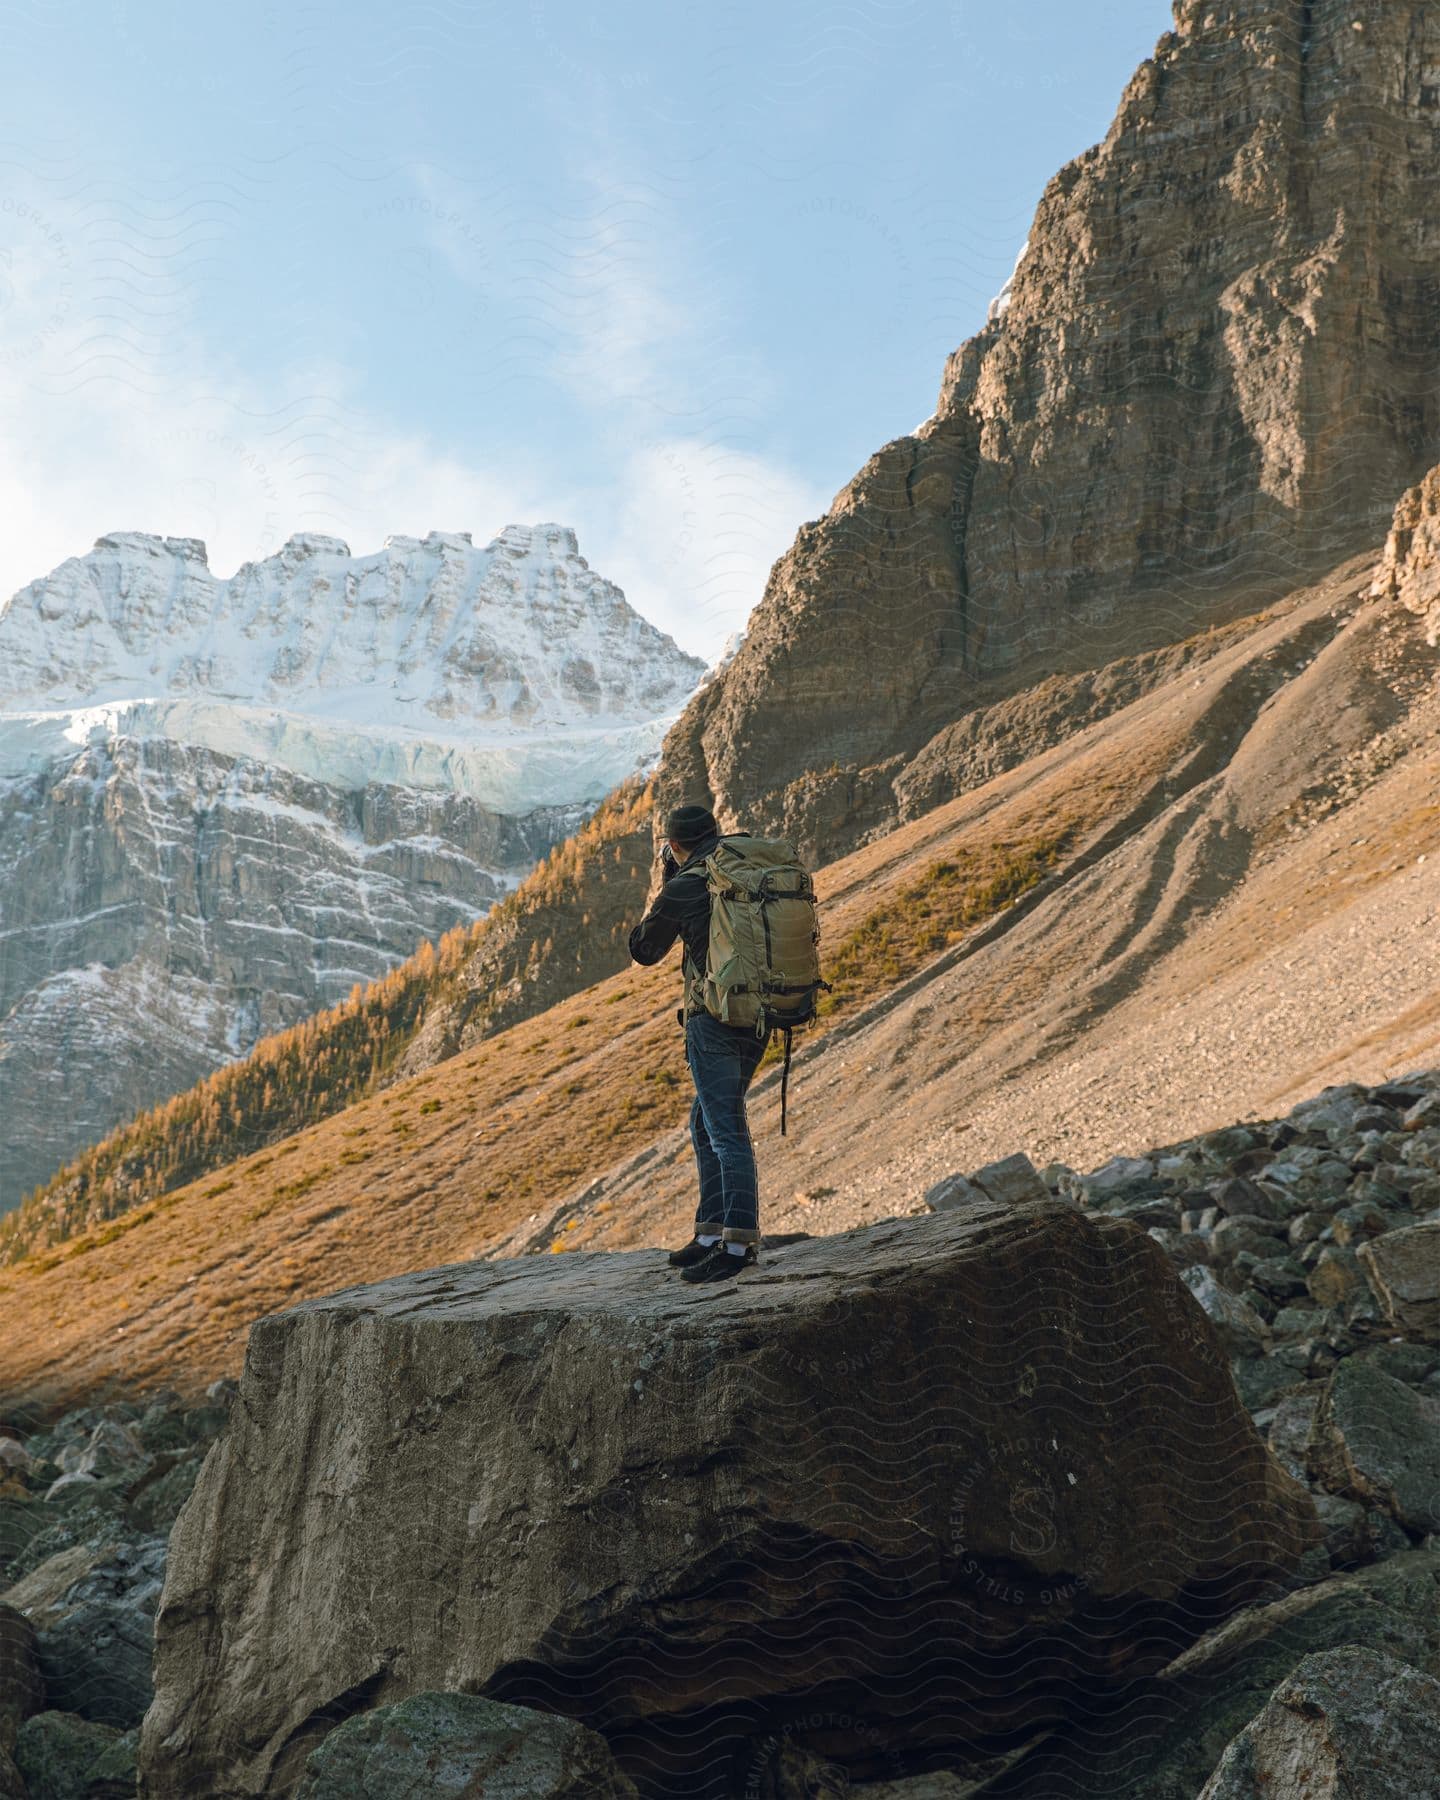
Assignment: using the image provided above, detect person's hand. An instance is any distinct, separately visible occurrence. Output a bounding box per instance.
[661,844,679,881]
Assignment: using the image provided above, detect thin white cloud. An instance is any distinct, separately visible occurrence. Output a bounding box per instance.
[579,437,828,666]
[0,155,824,676]
[0,357,546,598]
[401,159,826,662]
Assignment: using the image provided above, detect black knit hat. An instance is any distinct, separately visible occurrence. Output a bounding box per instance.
[666,803,718,847]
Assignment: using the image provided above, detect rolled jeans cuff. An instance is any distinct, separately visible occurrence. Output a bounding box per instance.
[722,1226,759,1246]
[696,1219,725,1238]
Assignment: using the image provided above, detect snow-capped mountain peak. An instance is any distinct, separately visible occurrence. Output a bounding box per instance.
[0,522,704,737]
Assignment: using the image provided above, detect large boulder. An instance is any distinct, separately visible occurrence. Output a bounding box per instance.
[1198,1645,1440,1798]
[140,1198,1317,1799]
[293,1691,637,1799]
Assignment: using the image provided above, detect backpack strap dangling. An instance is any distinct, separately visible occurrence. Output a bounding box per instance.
[780,1024,794,1137]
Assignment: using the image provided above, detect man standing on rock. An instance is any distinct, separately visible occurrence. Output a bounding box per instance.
[627,804,766,1283]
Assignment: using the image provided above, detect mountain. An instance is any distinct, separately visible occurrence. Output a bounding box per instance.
[0,524,705,1210]
[653,0,1440,866]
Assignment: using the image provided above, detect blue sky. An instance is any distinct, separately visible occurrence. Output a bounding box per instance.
[0,0,1166,664]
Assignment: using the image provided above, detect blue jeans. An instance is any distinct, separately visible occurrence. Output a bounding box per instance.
[684,1011,768,1244]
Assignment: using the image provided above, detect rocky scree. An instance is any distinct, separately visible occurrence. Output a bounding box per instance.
[0,1385,233,1800]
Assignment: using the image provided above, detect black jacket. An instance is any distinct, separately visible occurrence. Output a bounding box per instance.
[629,830,757,988]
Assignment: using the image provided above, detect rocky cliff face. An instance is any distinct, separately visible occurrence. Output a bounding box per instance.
[1371,462,1440,644]
[655,0,1440,865]
[0,526,705,1209]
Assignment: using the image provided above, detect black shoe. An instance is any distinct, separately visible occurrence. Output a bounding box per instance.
[668,1237,719,1268]
[680,1242,758,1283]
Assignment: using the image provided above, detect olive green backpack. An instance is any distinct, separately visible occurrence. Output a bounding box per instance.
[681,834,830,1135]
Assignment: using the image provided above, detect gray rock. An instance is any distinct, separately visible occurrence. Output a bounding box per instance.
[1209,1176,1287,1221]
[1407,1174,1440,1213]
[40,1474,104,1507]
[1148,1227,1207,1271]
[1352,1105,1402,1135]
[1306,1246,1367,1310]
[1209,1215,1287,1263]
[852,1749,1046,1799]
[1307,1357,1440,1535]
[1311,1491,1373,1568]
[966,1151,1050,1207]
[1197,1128,1261,1167]
[1265,1391,1320,1484]
[921,1172,987,1214]
[1287,1087,1367,1132]
[71,1423,150,1487]
[1371,1082,1431,1112]
[1287,1208,1333,1248]
[1181,1267,1272,1359]
[83,1726,138,1799]
[1253,1163,1310,1199]
[746,1738,851,1799]
[6,1504,122,1588]
[1304,1159,1357,1199]
[1268,1306,1331,1343]
[1359,1220,1440,1342]
[1358,1342,1440,1389]
[1198,1645,1440,1799]
[0,1603,42,1754]
[129,1408,190,1461]
[125,1457,201,1534]
[140,1201,1318,1798]
[1231,1356,1305,1416]
[1351,1174,1407,1211]
[1247,1256,1310,1301]
[2,1533,166,1729]
[1402,1094,1440,1133]
[0,1501,50,1583]
[0,1445,30,1478]
[1374,1158,1424,1195]
[1078,1155,1155,1192]
[1330,1200,1389,1246]
[293,1691,637,1799]
[13,1710,124,1800]
[1094,1191,1180,1229]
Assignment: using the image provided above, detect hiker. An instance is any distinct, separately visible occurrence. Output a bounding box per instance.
[627,804,769,1283]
